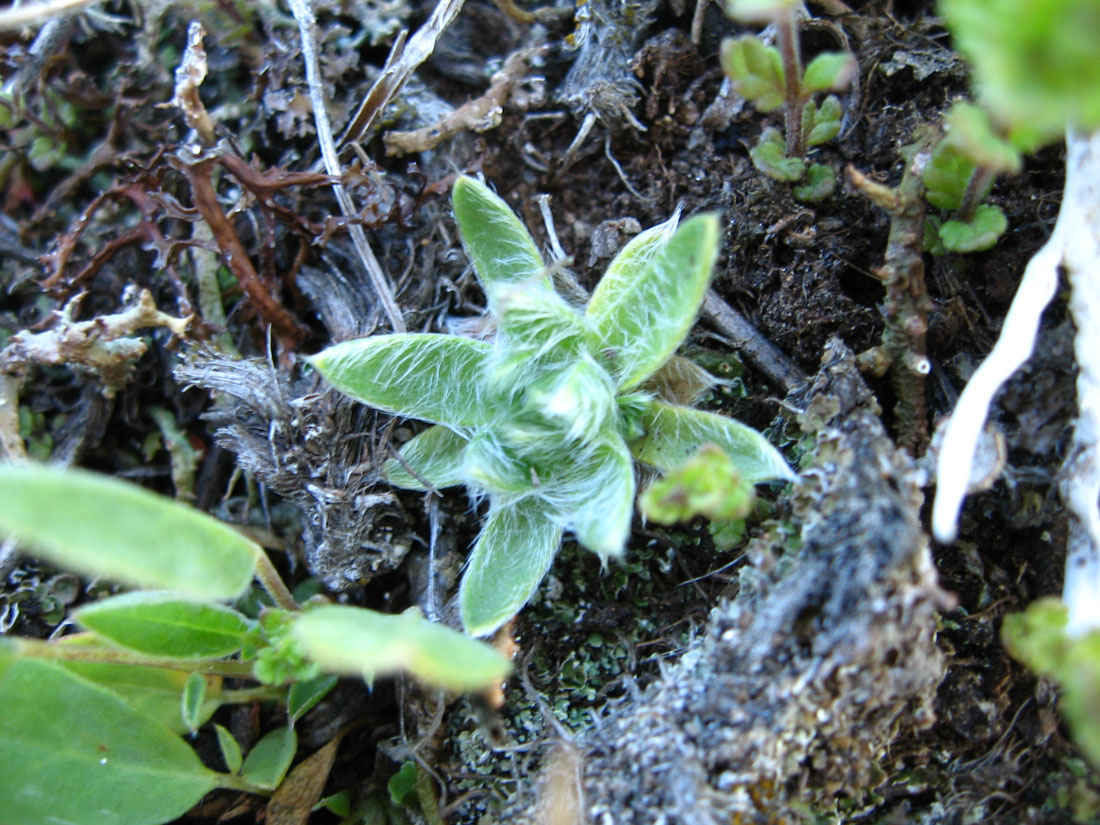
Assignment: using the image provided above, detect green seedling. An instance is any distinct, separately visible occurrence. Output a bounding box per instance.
[922,103,1019,253]
[1002,599,1100,767]
[941,0,1100,151]
[0,463,510,825]
[640,443,754,525]
[311,176,794,637]
[720,0,855,201]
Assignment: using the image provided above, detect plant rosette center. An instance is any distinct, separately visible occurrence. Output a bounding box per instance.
[311,176,794,636]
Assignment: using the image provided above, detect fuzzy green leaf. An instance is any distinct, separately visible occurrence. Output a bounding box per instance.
[937,203,1008,253]
[943,102,1022,173]
[452,175,548,308]
[793,163,836,203]
[75,592,253,660]
[0,464,257,601]
[181,672,207,732]
[585,214,720,392]
[289,604,512,689]
[464,431,535,494]
[241,726,297,791]
[749,129,806,181]
[310,334,492,429]
[543,433,636,560]
[383,425,470,490]
[802,52,856,94]
[631,401,794,484]
[721,36,786,112]
[215,724,243,773]
[922,141,976,211]
[805,95,843,146]
[0,658,219,825]
[459,497,563,636]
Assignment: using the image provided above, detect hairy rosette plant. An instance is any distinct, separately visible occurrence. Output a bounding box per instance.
[310,176,794,636]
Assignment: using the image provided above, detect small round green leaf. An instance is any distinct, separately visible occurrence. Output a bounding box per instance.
[937,204,1008,253]
[75,592,253,659]
[801,52,856,94]
[0,464,258,600]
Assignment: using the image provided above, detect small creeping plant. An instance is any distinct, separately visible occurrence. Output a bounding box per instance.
[0,463,509,825]
[311,176,794,636]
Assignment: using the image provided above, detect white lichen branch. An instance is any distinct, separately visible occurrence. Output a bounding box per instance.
[933,128,1100,634]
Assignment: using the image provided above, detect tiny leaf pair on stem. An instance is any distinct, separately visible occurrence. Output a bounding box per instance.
[311,176,794,637]
[720,0,855,201]
[0,463,510,825]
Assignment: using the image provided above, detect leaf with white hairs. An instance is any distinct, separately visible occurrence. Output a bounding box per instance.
[631,400,795,484]
[452,176,548,309]
[459,497,562,636]
[383,425,470,490]
[586,214,720,391]
[310,334,492,429]
[543,433,636,560]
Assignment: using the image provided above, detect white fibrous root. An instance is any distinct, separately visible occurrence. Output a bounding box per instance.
[932,128,1100,634]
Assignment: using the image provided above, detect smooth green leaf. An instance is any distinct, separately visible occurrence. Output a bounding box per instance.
[801,52,856,94]
[383,425,470,491]
[0,658,219,825]
[922,141,975,211]
[543,433,635,560]
[310,334,492,429]
[181,672,207,732]
[55,635,223,735]
[241,725,297,790]
[0,464,257,600]
[938,204,1008,253]
[75,592,252,659]
[630,401,794,484]
[460,497,563,636]
[288,674,339,726]
[215,724,243,773]
[388,761,418,805]
[452,175,547,308]
[793,163,836,203]
[585,214,720,391]
[805,95,843,147]
[943,102,1022,173]
[720,36,786,112]
[290,604,513,688]
[749,129,806,181]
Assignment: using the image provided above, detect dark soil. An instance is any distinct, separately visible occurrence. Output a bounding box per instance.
[1,1,1094,823]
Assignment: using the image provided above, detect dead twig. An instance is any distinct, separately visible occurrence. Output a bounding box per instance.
[701,290,807,394]
[384,46,546,156]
